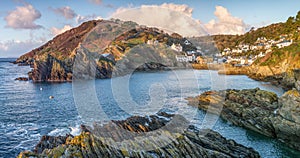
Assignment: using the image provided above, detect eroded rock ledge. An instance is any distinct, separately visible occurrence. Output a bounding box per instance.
[187,88,300,151]
[18,113,260,158]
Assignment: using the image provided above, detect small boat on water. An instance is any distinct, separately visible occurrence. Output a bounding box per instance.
[49,96,54,99]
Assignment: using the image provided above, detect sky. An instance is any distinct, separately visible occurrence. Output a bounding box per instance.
[0,0,299,57]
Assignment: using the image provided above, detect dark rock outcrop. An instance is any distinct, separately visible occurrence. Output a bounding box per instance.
[15,77,29,81]
[187,88,300,151]
[18,113,260,158]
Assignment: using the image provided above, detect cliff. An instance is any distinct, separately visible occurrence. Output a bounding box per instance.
[16,20,195,82]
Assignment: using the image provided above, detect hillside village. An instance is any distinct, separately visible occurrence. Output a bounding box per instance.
[217,33,295,66]
[148,25,299,67]
[155,32,295,66]
[147,31,295,66]
[145,36,202,62]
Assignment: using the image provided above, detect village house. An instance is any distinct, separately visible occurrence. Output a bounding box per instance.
[276,39,293,48]
[175,54,195,62]
[147,39,159,45]
[222,48,231,55]
[171,43,183,52]
[184,40,191,45]
[258,52,266,58]
[232,48,242,54]
[250,45,258,50]
[240,44,250,52]
[256,37,267,43]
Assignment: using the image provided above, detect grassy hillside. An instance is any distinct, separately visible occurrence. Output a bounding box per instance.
[191,11,300,52]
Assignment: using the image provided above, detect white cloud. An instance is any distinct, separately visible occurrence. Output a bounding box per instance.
[76,14,102,24]
[50,25,73,36]
[111,3,206,37]
[52,6,77,20]
[204,6,247,35]
[5,4,42,29]
[111,4,248,36]
[88,0,102,5]
[0,40,43,57]
[159,3,193,17]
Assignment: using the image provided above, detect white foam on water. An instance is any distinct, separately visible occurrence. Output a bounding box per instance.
[48,128,70,136]
[69,125,81,136]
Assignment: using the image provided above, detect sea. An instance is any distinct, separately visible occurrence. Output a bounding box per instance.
[0,58,299,157]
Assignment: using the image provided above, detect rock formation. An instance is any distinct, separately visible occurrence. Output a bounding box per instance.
[187,88,300,151]
[18,113,260,158]
[15,77,29,81]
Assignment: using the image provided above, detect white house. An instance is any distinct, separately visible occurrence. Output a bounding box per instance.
[232,48,242,53]
[186,50,196,55]
[171,43,183,52]
[276,39,293,48]
[241,45,250,52]
[240,59,246,65]
[256,37,267,43]
[175,54,195,62]
[147,39,159,45]
[215,53,222,57]
[247,59,254,65]
[265,44,272,49]
[222,48,232,55]
[258,52,265,58]
[184,40,191,45]
[250,45,258,50]
[266,49,272,54]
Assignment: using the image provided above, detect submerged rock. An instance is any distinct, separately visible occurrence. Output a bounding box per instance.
[15,77,29,81]
[187,88,300,151]
[18,113,260,158]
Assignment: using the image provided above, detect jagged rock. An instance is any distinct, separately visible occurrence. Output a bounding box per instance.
[187,88,300,151]
[18,113,260,158]
[272,90,300,150]
[294,69,300,91]
[34,135,71,154]
[296,81,300,92]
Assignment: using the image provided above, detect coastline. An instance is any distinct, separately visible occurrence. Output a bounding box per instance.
[17,113,260,158]
[186,88,300,151]
[9,62,300,157]
[192,63,300,91]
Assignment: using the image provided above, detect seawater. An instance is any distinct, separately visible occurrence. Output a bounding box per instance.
[0,59,299,157]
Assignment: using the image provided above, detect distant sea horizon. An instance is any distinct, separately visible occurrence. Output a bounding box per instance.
[0,57,17,62]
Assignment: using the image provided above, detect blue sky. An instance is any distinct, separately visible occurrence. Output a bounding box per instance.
[0,0,299,57]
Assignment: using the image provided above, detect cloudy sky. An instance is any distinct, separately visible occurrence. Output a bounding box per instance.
[0,0,299,57]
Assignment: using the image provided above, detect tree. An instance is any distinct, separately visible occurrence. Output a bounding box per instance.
[296,11,300,22]
[286,16,295,24]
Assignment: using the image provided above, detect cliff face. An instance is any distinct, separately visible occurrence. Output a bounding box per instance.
[16,20,195,82]
[247,47,300,90]
[16,20,102,65]
[18,113,260,158]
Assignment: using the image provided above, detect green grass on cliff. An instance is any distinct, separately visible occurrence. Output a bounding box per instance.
[259,43,300,67]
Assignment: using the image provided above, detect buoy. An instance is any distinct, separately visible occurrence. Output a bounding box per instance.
[40,87,43,91]
[49,96,54,99]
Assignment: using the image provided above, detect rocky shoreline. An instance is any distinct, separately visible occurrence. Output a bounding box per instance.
[18,113,260,158]
[187,88,300,151]
[192,63,300,91]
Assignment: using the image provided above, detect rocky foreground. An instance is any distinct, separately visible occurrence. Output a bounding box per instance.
[187,88,300,151]
[18,113,260,158]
